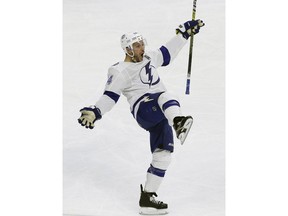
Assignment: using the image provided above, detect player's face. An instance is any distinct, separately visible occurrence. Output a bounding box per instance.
[132,40,145,62]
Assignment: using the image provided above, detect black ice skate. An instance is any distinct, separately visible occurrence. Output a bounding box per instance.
[173,116,193,145]
[139,184,168,215]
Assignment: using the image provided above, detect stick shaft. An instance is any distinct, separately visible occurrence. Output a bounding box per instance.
[185,0,197,95]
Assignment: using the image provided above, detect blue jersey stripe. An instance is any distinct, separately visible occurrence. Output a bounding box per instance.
[160,46,171,66]
[103,91,120,103]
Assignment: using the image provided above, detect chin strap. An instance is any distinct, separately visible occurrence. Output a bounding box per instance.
[125,46,134,57]
[125,48,137,62]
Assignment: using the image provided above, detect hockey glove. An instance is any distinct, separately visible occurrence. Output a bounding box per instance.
[176,19,205,39]
[78,106,102,129]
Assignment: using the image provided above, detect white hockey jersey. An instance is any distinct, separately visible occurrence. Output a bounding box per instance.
[95,34,187,116]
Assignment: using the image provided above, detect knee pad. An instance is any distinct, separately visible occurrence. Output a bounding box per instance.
[158,92,180,112]
[151,149,172,170]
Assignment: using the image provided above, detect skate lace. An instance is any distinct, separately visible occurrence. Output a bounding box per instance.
[149,193,163,205]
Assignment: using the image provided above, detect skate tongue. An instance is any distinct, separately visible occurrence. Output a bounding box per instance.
[141,185,158,197]
[148,192,158,197]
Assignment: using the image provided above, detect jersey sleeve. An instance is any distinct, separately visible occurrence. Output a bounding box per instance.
[95,66,127,115]
[153,34,188,67]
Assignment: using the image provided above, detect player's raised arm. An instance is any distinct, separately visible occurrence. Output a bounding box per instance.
[157,20,205,67]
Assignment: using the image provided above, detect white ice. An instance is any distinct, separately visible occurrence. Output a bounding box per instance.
[63,0,225,215]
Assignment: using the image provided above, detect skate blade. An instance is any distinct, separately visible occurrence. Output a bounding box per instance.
[179,118,193,145]
[139,207,168,215]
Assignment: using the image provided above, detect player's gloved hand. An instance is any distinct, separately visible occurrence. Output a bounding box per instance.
[176,19,205,39]
[78,106,102,129]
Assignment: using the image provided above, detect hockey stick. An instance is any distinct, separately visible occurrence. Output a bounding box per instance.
[185,0,197,95]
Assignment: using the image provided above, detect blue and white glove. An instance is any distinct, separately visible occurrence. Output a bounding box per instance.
[78,106,102,129]
[176,19,205,39]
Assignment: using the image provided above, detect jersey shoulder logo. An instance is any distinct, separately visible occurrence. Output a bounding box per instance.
[139,61,160,87]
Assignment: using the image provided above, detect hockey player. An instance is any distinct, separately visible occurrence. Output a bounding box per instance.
[78,19,205,215]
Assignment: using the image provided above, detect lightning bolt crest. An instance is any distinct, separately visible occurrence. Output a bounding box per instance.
[145,62,153,86]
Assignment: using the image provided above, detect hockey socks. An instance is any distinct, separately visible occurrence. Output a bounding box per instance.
[144,149,171,192]
[144,165,166,192]
[157,92,182,126]
[140,149,171,214]
[163,103,182,126]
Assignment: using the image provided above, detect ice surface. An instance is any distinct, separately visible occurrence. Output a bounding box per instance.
[63,0,225,215]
